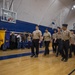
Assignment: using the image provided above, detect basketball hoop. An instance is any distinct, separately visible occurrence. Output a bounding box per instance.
[1,8,17,23]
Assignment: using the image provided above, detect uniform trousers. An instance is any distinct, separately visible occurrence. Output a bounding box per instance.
[31,39,39,56]
[52,39,57,53]
[69,44,75,57]
[44,41,50,55]
[61,40,69,60]
[56,39,63,56]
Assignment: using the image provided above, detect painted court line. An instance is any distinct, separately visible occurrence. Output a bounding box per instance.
[0,50,51,60]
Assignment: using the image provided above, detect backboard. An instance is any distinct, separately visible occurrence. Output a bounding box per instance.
[1,8,17,23]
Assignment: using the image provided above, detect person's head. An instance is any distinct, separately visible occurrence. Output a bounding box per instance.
[62,24,68,30]
[70,30,74,34]
[54,30,57,33]
[57,27,61,32]
[11,32,14,35]
[28,33,31,36]
[45,28,48,33]
[35,25,39,30]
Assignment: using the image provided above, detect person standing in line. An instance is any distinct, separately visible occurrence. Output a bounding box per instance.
[10,32,16,50]
[56,27,63,57]
[31,25,42,57]
[52,30,57,53]
[27,33,32,49]
[69,30,75,58]
[21,33,26,49]
[43,28,51,56]
[61,24,70,62]
[17,33,22,49]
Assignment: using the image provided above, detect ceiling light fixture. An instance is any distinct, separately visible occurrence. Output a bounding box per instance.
[72,4,75,10]
[73,5,75,8]
[72,7,74,10]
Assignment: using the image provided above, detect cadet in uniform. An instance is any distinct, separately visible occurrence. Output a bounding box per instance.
[52,30,57,53]
[61,24,70,62]
[56,27,62,57]
[43,28,51,56]
[31,25,42,57]
[69,30,75,58]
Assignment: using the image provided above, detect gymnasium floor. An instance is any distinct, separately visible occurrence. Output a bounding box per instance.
[0,47,75,75]
[0,48,45,56]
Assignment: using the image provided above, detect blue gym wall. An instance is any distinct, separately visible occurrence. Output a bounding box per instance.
[0,19,54,34]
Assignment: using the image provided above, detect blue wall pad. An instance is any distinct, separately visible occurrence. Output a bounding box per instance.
[0,20,36,33]
[0,18,54,34]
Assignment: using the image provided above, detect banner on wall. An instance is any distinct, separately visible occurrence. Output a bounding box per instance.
[52,22,57,29]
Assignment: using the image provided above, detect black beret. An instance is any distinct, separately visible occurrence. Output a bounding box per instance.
[70,30,74,31]
[57,27,61,29]
[62,24,68,27]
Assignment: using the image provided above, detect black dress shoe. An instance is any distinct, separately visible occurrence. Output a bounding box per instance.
[74,53,75,56]
[34,55,38,58]
[53,51,56,53]
[69,56,72,58]
[69,54,72,58]
[56,55,58,57]
[64,59,68,62]
[61,58,64,61]
[31,55,35,57]
[43,54,46,56]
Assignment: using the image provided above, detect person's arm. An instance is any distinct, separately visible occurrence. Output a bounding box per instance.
[40,31,42,37]
[39,31,42,39]
[51,34,53,39]
[48,32,51,42]
[74,34,75,45]
[32,32,34,39]
[43,35,44,38]
[49,32,51,38]
[67,30,71,39]
[54,33,57,42]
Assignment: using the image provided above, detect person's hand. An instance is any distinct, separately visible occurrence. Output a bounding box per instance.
[69,43,71,45]
[39,41,41,43]
[74,43,75,45]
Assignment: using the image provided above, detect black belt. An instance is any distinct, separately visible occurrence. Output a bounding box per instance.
[33,39,39,41]
[57,39,62,40]
[62,40,69,41]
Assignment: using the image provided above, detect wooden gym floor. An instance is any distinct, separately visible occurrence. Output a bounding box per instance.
[0,50,75,75]
[0,43,75,75]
